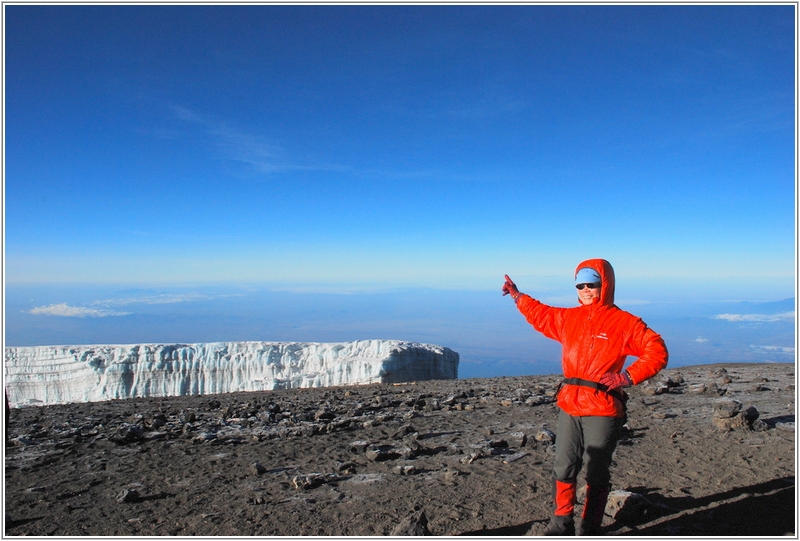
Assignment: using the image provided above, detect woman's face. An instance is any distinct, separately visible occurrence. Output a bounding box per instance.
[576,283,601,305]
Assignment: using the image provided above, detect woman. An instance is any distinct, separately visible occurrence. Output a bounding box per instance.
[503,259,668,536]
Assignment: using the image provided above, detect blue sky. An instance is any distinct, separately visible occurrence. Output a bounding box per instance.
[3,5,796,378]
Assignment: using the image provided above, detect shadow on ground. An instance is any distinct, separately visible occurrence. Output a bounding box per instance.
[615,477,795,536]
[456,477,795,537]
[458,520,539,536]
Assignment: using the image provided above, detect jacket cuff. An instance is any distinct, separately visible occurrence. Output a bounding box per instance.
[624,370,634,386]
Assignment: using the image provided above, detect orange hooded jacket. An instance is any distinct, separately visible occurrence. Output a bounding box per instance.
[515,259,668,418]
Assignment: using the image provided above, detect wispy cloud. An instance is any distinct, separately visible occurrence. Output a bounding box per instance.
[28,291,244,318]
[98,293,216,307]
[29,304,130,318]
[750,345,795,355]
[694,337,709,343]
[714,311,795,322]
[169,105,441,182]
[171,106,288,173]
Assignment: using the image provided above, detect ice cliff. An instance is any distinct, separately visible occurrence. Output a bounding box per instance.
[4,340,459,407]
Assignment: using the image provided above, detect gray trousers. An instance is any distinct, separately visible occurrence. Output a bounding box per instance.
[553,409,624,487]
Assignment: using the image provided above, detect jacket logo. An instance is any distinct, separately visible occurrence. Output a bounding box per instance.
[595,333,609,340]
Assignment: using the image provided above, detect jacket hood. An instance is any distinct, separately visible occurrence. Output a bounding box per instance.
[575,258,615,307]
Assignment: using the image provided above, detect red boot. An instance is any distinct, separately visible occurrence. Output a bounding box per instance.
[579,484,611,536]
[543,480,577,536]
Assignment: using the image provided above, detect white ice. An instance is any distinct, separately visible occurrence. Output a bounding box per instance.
[4,340,459,407]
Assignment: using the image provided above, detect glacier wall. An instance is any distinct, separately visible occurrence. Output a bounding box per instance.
[4,340,459,407]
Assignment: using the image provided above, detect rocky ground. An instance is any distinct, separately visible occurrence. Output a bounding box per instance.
[4,363,796,537]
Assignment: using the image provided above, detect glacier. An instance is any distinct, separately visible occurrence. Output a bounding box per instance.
[4,340,459,408]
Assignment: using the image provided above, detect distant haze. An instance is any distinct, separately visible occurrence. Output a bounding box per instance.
[5,284,794,379]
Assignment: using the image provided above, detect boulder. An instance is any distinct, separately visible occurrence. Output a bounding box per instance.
[508,431,528,448]
[712,398,742,419]
[605,490,650,523]
[535,427,556,443]
[116,488,140,503]
[711,405,760,432]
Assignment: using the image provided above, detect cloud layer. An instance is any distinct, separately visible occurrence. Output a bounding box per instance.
[29,304,130,318]
[99,293,215,306]
[27,292,233,319]
[714,311,795,323]
[750,345,796,355]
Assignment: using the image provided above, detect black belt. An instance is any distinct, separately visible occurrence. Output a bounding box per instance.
[557,377,628,409]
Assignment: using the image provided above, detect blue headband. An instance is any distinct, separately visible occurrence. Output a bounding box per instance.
[575,267,601,285]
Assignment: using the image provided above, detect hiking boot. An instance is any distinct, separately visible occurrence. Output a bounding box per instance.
[576,519,601,537]
[543,514,575,536]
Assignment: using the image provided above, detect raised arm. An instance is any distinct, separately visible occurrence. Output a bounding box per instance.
[503,274,567,343]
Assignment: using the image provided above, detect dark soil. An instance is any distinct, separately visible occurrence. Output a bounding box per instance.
[4,363,795,536]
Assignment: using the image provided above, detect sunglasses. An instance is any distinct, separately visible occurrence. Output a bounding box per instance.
[576,283,601,290]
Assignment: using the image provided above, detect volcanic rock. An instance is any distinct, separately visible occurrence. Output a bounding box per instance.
[4,363,795,537]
